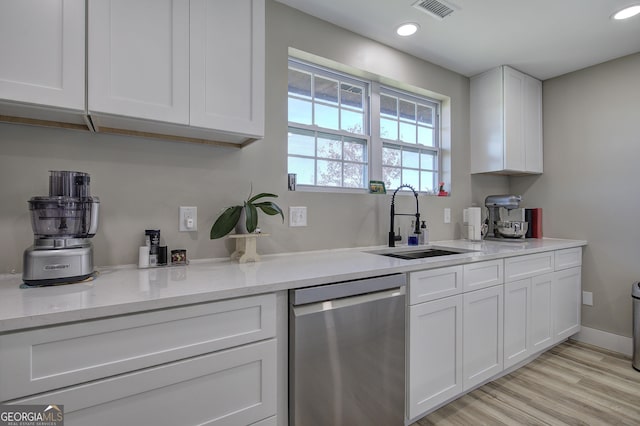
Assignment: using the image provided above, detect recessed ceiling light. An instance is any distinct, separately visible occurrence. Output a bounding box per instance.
[612,4,640,20]
[396,23,420,36]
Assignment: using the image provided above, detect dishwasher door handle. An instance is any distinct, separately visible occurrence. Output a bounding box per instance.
[292,286,405,317]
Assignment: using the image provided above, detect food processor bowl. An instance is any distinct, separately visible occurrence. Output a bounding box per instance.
[29,196,96,238]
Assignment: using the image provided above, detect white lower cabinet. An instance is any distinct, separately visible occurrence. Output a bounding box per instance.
[462,285,504,390]
[553,267,582,342]
[2,294,279,426]
[531,273,554,351]
[13,340,276,426]
[408,295,463,419]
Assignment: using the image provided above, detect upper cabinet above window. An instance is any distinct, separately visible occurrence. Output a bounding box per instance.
[470,65,543,175]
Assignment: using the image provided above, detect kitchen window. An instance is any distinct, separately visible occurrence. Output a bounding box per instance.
[287,58,441,193]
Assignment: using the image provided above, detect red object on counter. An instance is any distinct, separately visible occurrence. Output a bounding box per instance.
[530,208,543,238]
[437,182,449,196]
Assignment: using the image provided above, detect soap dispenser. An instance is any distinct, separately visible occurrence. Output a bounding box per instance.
[419,221,428,245]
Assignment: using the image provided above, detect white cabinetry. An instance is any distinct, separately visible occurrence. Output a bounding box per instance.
[1,294,278,426]
[553,267,582,342]
[408,295,463,419]
[0,0,86,124]
[462,284,504,390]
[88,0,265,145]
[471,65,543,174]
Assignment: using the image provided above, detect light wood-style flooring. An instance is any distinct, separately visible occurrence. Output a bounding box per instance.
[411,340,640,425]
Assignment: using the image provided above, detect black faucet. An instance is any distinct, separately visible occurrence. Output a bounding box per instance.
[389,184,421,247]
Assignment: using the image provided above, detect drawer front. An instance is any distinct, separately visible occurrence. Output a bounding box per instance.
[505,252,554,282]
[409,265,463,304]
[0,293,276,401]
[555,248,582,271]
[10,339,277,426]
[463,259,504,292]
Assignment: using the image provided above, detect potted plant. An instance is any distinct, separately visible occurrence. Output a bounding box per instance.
[210,188,284,239]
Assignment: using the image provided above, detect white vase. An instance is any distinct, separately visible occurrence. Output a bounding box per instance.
[235,207,249,234]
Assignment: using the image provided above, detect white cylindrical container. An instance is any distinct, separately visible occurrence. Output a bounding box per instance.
[138,246,150,268]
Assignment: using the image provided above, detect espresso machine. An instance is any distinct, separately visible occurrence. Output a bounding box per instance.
[484,194,527,239]
[23,171,100,286]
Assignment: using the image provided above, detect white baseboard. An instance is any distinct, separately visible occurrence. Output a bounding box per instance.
[571,326,633,356]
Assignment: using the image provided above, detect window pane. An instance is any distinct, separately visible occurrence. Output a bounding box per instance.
[399,99,416,122]
[341,109,364,134]
[418,126,434,146]
[403,150,419,168]
[288,69,311,98]
[417,104,433,125]
[399,122,416,144]
[288,129,315,156]
[382,146,401,166]
[341,84,363,109]
[317,135,342,159]
[402,169,419,188]
[288,157,315,185]
[380,118,397,140]
[314,76,338,104]
[420,171,435,193]
[317,160,342,186]
[383,167,401,191]
[288,98,312,125]
[380,94,397,117]
[420,152,436,170]
[315,104,339,129]
[344,138,366,162]
[344,163,365,188]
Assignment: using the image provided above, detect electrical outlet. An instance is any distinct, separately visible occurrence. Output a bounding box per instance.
[582,291,593,306]
[179,206,197,232]
[289,206,307,227]
[444,208,451,224]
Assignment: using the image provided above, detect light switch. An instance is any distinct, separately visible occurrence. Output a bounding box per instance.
[444,208,451,224]
[582,291,593,306]
[289,206,307,227]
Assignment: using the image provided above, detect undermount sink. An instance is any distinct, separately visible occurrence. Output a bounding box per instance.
[370,247,476,260]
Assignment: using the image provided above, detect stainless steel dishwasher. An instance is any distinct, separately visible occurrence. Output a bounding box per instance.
[289,273,406,426]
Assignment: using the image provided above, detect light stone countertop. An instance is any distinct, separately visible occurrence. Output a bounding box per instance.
[0,238,586,333]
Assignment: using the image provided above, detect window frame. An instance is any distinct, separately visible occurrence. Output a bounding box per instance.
[287,57,442,194]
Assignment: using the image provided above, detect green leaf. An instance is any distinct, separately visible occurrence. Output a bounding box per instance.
[253,201,284,221]
[210,206,242,239]
[247,192,278,203]
[245,202,258,233]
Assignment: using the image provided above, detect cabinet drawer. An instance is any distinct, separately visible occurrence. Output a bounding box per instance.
[504,252,554,282]
[10,339,277,426]
[463,259,503,292]
[555,248,582,270]
[409,266,463,304]
[0,293,276,401]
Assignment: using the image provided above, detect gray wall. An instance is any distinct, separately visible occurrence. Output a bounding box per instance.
[0,1,499,274]
[511,52,640,338]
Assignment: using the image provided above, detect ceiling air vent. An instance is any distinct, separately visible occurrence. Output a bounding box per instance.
[412,0,457,20]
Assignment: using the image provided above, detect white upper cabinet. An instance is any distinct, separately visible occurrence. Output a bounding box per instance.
[88,0,265,145]
[190,0,265,137]
[88,0,190,124]
[471,65,543,174]
[0,0,85,122]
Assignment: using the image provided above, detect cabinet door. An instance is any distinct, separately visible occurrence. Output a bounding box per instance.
[530,273,554,352]
[503,66,526,171]
[523,74,543,172]
[553,267,582,342]
[0,0,84,110]
[463,285,504,390]
[408,295,463,419]
[190,0,265,137]
[504,279,530,369]
[88,0,189,124]
[10,340,277,426]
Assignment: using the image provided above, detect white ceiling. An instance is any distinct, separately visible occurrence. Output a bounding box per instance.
[275,0,640,80]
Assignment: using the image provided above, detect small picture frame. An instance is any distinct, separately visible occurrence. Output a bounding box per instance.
[369,180,386,194]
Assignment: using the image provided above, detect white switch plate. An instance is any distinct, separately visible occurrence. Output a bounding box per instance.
[179,206,197,232]
[582,291,593,306]
[444,208,451,224]
[289,206,307,227]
